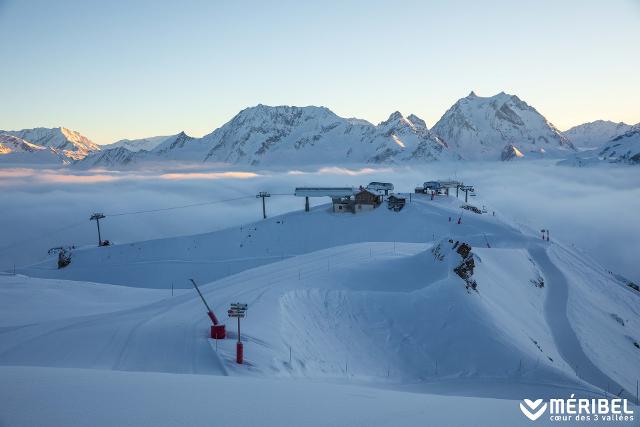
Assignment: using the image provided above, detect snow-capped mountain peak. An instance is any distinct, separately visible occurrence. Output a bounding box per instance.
[0,127,100,160]
[564,120,632,149]
[431,91,574,160]
[0,133,66,164]
[407,114,427,130]
[0,134,47,154]
[154,131,196,153]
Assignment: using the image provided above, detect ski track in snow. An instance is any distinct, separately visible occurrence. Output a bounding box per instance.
[529,245,630,398]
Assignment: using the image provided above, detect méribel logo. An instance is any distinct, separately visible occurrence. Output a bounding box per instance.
[520,399,548,421]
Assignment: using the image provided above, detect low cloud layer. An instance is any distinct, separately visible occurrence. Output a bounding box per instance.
[1,162,638,282]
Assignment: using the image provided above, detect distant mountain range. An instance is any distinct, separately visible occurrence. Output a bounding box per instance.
[1,93,637,167]
[101,135,178,152]
[0,127,100,163]
[563,120,633,150]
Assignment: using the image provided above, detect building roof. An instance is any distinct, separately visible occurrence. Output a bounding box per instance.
[423,180,462,189]
[355,188,379,197]
[294,187,354,197]
[367,182,394,190]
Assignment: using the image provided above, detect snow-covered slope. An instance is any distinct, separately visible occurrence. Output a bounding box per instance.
[102,134,175,152]
[0,127,100,161]
[564,120,632,149]
[432,92,574,160]
[598,125,640,164]
[0,134,66,164]
[75,146,141,168]
[14,194,639,399]
[2,366,569,427]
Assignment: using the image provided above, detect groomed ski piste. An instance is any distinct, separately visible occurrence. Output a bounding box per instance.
[1,193,639,426]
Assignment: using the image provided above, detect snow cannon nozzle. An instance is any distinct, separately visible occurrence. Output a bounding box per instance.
[189,278,217,325]
[207,310,219,326]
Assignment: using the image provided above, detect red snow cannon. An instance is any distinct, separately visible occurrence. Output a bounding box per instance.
[190,279,226,339]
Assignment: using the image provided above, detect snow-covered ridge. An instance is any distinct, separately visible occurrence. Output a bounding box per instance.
[76,104,450,167]
[563,120,632,149]
[6,93,639,167]
[598,124,640,164]
[0,133,67,164]
[102,134,176,152]
[0,127,99,162]
[558,123,640,166]
[0,134,49,154]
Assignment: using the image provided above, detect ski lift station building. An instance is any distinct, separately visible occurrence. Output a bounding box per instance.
[294,186,382,213]
[294,187,354,212]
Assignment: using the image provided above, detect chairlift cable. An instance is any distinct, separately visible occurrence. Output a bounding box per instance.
[0,219,86,255]
[104,195,255,217]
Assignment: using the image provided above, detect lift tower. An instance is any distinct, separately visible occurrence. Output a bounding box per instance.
[256,192,271,219]
[89,213,106,246]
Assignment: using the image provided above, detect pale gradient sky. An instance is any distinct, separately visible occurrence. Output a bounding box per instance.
[0,0,638,145]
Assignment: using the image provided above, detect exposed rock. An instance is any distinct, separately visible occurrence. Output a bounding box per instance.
[501,144,524,161]
[450,240,478,291]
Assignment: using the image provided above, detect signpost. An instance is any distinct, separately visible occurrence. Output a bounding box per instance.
[228,302,248,364]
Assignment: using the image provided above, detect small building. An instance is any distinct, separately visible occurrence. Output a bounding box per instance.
[424,181,444,192]
[294,187,354,212]
[387,195,406,211]
[332,196,353,213]
[354,188,381,212]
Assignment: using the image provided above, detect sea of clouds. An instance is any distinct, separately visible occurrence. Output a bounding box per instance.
[1,161,638,283]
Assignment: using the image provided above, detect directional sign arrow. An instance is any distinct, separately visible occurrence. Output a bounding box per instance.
[231,303,248,309]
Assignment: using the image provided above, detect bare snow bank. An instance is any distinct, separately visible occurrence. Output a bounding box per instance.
[0,366,573,427]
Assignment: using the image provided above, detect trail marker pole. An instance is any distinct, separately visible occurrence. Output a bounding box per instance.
[90,213,106,246]
[256,192,271,219]
[540,229,550,241]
